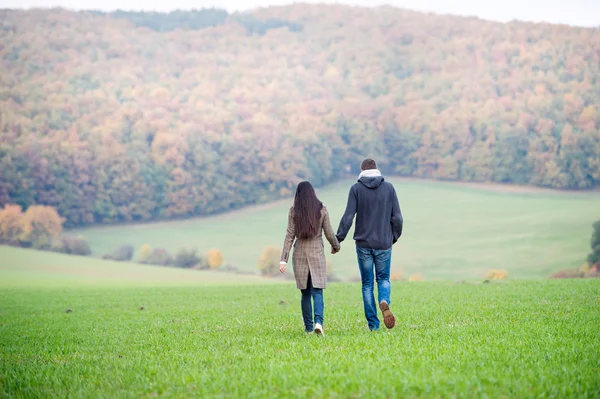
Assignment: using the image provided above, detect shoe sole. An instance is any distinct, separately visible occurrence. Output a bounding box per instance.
[379,302,395,329]
[314,326,324,336]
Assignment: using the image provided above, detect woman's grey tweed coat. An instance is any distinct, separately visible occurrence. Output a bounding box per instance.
[280,206,340,290]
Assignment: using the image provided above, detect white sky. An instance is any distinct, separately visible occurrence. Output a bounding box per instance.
[2,0,599,27]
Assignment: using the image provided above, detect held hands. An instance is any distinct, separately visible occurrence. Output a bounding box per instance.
[331,246,341,255]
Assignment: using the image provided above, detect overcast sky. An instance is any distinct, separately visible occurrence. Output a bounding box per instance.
[2,0,599,27]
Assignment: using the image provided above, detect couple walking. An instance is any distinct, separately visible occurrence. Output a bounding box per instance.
[279,158,404,334]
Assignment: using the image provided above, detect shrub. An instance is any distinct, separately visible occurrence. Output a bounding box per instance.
[408,273,424,282]
[586,270,600,278]
[103,245,134,261]
[390,272,403,281]
[549,269,585,279]
[207,249,224,269]
[61,235,92,256]
[485,269,508,280]
[579,263,592,274]
[326,259,333,276]
[193,262,210,270]
[258,246,280,276]
[138,244,153,263]
[585,268,600,278]
[141,248,173,266]
[49,239,66,253]
[174,248,202,268]
[326,259,341,282]
[586,220,600,268]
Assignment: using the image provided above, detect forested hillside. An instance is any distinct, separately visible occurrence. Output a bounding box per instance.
[1,5,599,227]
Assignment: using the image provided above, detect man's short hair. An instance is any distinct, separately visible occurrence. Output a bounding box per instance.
[361,158,377,171]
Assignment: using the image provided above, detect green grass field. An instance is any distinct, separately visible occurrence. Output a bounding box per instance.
[1,246,599,397]
[74,179,600,280]
[1,275,599,398]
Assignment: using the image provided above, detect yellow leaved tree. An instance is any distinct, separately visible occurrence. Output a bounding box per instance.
[207,249,224,269]
[138,244,153,263]
[258,246,280,276]
[19,205,64,249]
[0,204,26,245]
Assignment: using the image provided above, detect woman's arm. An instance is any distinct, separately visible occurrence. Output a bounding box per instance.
[280,207,296,266]
[323,207,341,253]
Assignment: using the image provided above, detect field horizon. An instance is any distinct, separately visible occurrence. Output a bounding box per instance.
[72,178,600,281]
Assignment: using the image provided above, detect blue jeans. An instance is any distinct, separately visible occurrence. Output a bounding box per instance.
[301,273,323,332]
[356,245,392,330]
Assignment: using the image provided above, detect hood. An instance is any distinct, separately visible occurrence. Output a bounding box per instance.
[358,169,384,189]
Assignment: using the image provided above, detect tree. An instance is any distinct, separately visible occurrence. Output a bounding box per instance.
[0,204,25,245]
[103,245,134,261]
[141,248,173,266]
[1,6,600,230]
[19,206,64,249]
[587,220,600,270]
[207,249,224,269]
[138,244,153,263]
[258,246,280,276]
[60,235,92,256]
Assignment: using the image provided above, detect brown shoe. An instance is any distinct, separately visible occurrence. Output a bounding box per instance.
[379,300,395,329]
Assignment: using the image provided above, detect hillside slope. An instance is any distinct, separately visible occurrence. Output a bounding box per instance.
[1,5,599,226]
[74,179,600,280]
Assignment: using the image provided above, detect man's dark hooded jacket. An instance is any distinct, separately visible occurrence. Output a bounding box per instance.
[336,170,403,250]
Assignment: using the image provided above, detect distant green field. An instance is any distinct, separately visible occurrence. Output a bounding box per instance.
[0,246,279,287]
[1,279,599,398]
[73,179,600,280]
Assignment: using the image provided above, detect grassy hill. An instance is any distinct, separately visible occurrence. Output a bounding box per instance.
[73,179,600,280]
[0,246,280,287]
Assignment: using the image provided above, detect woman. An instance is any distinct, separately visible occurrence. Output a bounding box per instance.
[279,181,340,335]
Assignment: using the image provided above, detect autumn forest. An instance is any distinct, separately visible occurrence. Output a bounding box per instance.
[1,5,599,228]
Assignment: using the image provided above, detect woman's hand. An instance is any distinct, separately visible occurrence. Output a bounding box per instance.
[279,262,286,274]
[331,246,340,254]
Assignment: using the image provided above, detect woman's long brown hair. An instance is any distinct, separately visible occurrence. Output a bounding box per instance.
[293,181,323,239]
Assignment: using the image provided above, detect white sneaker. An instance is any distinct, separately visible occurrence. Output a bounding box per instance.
[314,323,324,336]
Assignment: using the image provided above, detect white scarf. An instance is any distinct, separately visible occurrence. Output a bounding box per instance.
[358,169,382,179]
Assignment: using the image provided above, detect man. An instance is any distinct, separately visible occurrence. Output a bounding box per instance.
[336,158,403,331]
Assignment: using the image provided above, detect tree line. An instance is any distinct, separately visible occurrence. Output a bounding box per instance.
[0,5,599,227]
[0,203,231,270]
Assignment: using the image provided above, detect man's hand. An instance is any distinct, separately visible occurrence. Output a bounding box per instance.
[331,246,340,255]
[279,262,286,274]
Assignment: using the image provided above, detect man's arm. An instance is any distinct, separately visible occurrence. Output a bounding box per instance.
[336,186,357,243]
[391,186,403,244]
